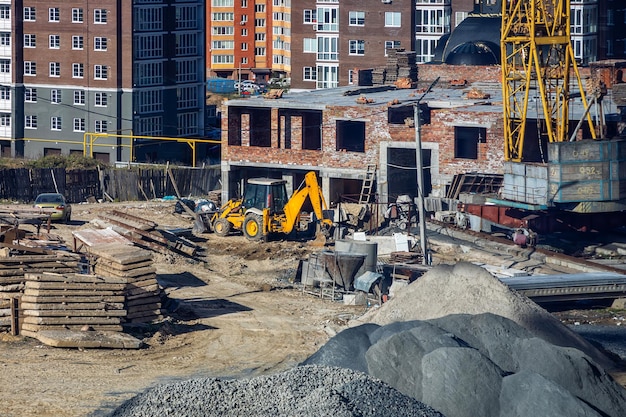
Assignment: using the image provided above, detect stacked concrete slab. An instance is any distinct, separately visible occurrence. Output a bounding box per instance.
[20,272,126,337]
[0,253,80,295]
[90,245,163,324]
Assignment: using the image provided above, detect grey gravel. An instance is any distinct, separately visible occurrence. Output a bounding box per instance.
[108,365,445,417]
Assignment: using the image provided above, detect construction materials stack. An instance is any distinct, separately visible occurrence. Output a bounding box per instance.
[90,245,164,324]
[20,272,126,338]
[396,50,417,82]
[0,251,81,303]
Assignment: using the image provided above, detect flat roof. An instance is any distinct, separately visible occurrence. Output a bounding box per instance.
[225,80,619,120]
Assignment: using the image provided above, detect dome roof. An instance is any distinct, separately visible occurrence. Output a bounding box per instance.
[445,41,500,65]
[431,14,502,65]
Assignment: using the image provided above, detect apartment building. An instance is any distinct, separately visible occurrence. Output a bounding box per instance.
[12,0,205,164]
[206,0,290,83]
[0,0,11,157]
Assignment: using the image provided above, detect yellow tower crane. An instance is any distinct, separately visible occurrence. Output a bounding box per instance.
[500,0,596,162]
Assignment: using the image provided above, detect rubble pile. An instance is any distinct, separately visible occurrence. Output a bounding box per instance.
[90,245,163,324]
[303,262,626,417]
[20,272,126,337]
[110,365,445,417]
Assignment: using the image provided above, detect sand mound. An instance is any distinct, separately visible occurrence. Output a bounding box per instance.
[353,262,614,369]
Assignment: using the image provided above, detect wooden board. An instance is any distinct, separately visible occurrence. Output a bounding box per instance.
[24,289,122,297]
[24,273,126,284]
[94,264,156,279]
[21,323,123,332]
[95,258,154,271]
[126,296,161,307]
[23,329,142,349]
[23,309,127,317]
[23,316,121,325]
[20,295,125,303]
[25,282,127,291]
[88,244,153,265]
[20,302,125,311]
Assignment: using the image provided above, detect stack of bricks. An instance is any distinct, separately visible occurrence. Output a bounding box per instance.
[20,272,126,337]
[396,51,417,82]
[90,245,164,324]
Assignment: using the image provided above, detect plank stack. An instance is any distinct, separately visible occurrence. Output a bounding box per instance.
[0,252,81,298]
[90,245,164,324]
[20,272,126,338]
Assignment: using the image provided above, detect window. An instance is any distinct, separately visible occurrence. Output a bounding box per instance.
[176,33,197,56]
[336,120,365,152]
[303,38,316,53]
[385,40,401,56]
[135,7,163,31]
[255,33,265,41]
[385,12,401,27]
[349,40,365,55]
[49,8,60,22]
[135,34,163,58]
[348,69,355,85]
[242,42,248,51]
[94,65,108,80]
[135,61,163,86]
[0,33,10,47]
[255,19,265,27]
[25,88,37,102]
[94,9,107,23]
[212,12,234,21]
[349,11,365,26]
[74,90,85,105]
[0,6,10,20]
[95,92,108,107]
[94,37,107,51]
[0,86,10,100]
[72,8,83,23]
[24,7,36,22]
[0,114,10,127]
[24,61,36,76]
[25,115,38,129]
[213,26,234,35]
[73,118,85,132]
[49,35,60,49]
[318,36,338,60]
[241,57,248,64]
[212,40,234,49]
[255,47,266,56]
[51,116,62,131]
[0,60,8,74]
[51,89,61,104]
[49,62,60,77]
[24,34,36,48]
[454,126,486,159]
[303,9,316,24]
[212,55,234,64]
[303,66,316,81]
[95,120,108,133]
[73,63,84,78]
[72,35,84,49]
[212,0,234,5]
[316,7,338,31]
[255,4,265,12]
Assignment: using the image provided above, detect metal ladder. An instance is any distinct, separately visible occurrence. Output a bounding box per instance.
[359,165,377,204]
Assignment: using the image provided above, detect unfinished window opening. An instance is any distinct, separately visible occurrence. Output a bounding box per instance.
[302,111,322,150]
[43,148,62,156]
[388,105,414,125]
[227,107,242,146]
[336,120,365,152]
[454,126,486,159]
[249,108,271,147]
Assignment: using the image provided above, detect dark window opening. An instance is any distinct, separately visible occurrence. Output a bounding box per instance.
[93,152,110,163]
[302,111,322,150]
[388,104,430,125]
[249,108,271,147]
[44,148,62,156]
[336,120,365,152]
[227,108,242,146]
[454,126,486,159]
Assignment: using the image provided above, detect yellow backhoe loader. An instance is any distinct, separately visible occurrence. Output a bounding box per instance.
[197,171,334,242]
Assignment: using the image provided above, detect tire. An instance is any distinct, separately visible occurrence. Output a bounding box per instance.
[64,211,71,224]
[243,213,265,241]
[213,218,232,237]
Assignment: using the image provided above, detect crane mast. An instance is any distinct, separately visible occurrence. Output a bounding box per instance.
[500,0,596,162]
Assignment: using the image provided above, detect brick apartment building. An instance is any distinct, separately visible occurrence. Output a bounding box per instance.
[10,0,206,164]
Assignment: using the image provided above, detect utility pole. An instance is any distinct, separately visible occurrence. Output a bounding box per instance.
[413,77,439,265]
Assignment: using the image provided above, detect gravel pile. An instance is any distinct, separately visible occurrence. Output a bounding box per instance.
[302,262,626,417]
[109,365,445,417]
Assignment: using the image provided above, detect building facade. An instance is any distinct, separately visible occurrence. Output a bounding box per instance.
[12,0,205,164]
[206,0,290,83]
[0,0,11,157]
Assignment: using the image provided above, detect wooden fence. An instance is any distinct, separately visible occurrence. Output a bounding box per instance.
[0,166,221,203]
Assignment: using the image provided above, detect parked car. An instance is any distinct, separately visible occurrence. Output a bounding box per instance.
[234,80,260,93]
[33,193,72,222]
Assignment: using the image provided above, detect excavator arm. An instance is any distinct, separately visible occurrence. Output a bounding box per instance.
[280,171,333,235]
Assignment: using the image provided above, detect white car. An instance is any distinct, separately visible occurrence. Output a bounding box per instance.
[234,80,259,93]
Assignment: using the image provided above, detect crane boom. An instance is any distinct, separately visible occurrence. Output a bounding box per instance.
[501,0,596,162]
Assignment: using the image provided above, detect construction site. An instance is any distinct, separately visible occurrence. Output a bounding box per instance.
[3,0,626,416]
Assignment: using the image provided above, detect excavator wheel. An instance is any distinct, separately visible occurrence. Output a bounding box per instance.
[213,218,232,237]
[243,213,265,241]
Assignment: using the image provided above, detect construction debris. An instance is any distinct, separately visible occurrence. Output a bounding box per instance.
[264,89,284,99]
[356,95,375,104]
[466,87,491,99]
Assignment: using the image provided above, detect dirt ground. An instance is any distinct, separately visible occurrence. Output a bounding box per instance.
[0,201,625,417]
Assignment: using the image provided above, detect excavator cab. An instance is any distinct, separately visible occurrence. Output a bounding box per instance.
[242,178,289,215]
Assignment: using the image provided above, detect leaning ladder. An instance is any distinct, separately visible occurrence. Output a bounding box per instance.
[359,165,377,204]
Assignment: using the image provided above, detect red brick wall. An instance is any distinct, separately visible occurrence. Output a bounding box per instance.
[418,64,502,84]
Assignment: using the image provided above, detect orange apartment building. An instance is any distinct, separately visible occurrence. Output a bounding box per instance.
[206,0,290,83]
